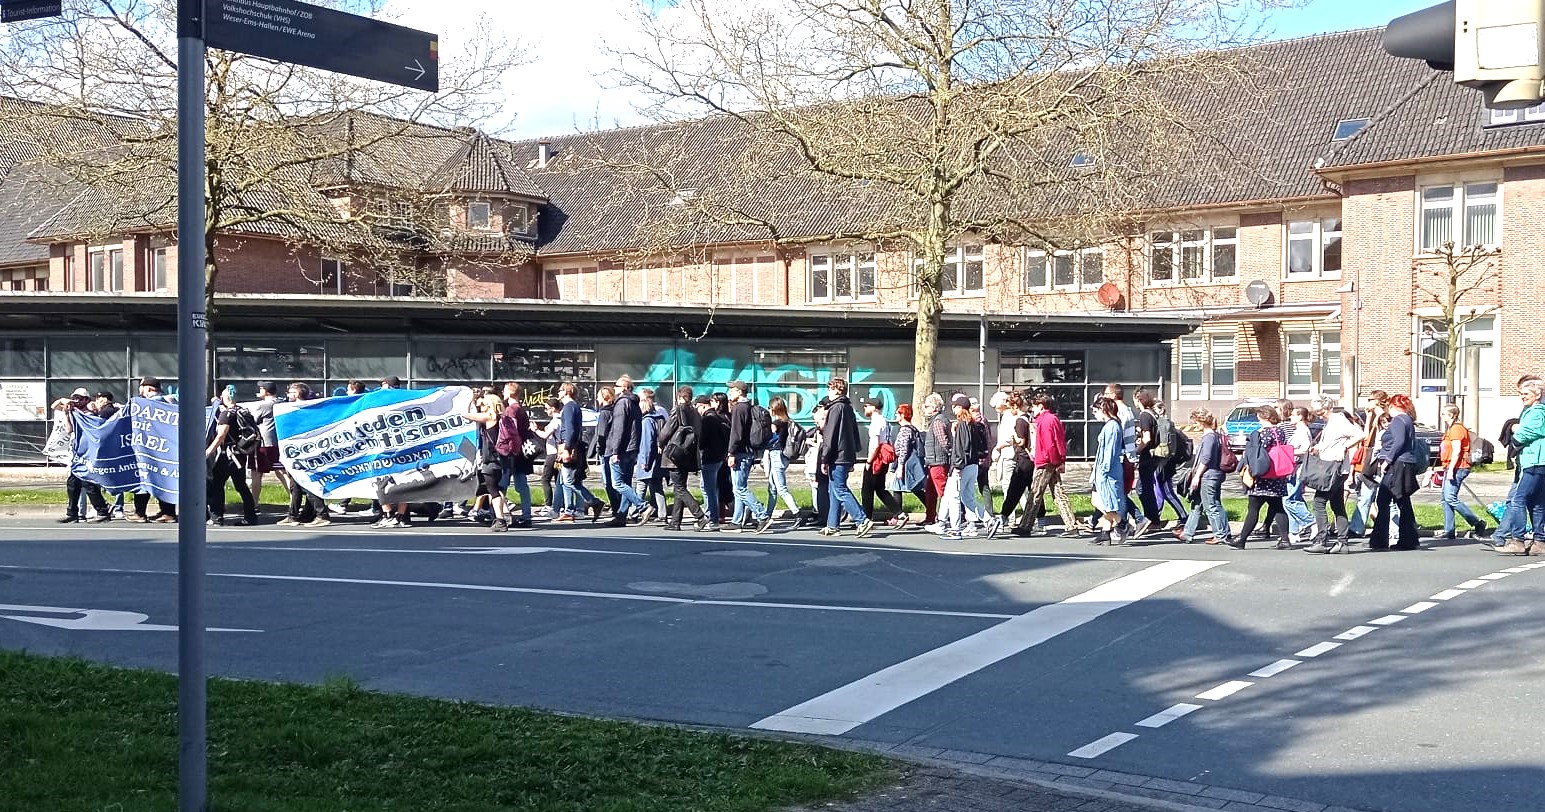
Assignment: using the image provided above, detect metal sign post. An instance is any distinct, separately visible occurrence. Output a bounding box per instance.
[175,2,209,809]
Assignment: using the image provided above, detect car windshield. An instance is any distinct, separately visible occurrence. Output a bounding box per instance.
[1226,407,1258,422]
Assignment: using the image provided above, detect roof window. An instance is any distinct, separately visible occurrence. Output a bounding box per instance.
[1331,118,1370,141]
[1486,102,1545,127]
[1070,153,1096,169]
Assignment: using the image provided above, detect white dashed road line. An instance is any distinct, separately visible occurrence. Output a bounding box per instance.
[1065,562,1541,764]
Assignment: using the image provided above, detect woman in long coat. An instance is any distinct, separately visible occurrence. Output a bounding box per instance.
[1090,396,1126,545]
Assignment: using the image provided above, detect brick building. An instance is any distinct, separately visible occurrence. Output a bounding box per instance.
[0,28,1542,461]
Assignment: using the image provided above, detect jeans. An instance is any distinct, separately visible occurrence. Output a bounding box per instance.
[505,463,533,521]
[942,464,987,528]
[1182,476,1230,543]
[609,453,646,515]
[827,462,867,529]
[1441,468,1486,535]
[730,455,768,524]
[1498,465,1545,542]
[558,465,597,513]
[700,460,724,526]
[1283,470,1314,534]
[764,450,801,514]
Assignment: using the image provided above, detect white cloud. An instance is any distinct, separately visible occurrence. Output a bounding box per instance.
[385,0,659,138]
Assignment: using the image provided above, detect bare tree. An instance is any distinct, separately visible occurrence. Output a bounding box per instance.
[0,0,526,317]
[606,0,1290,407]
[1409,240,1501,405]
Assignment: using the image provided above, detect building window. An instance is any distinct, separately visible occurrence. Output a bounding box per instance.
[1331,118,1370,141]
[508,205,529,233]
[321,257,344,294]
[87,247,124,293]
[1286,218,1341,277]
[809,251,876,303]
[1177,333,1236,400]
[150,248,169,292]
[1417,316,1498,395]
[467,202,491,230]
[1023,248,1103,292]
[912,244,984,297]
[1420,182,1499,251]
[0,267,46,291]
[1285,330,1340,398]
[1486,102,1545,127]
[1149,226,1236,284]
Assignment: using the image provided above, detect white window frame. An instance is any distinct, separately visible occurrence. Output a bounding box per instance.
[1414,311,1499,396]
[467,202,491,231]
[86,245,124,293]
[1284,217,1342,278]
[150,247,169,292]
[1419,181,1500,252]
[918,243,985,298]
[320,256,344,295]
[1147,225,1238,285]
[1177,332,1236,400]
[1283,329,1342,398]
[1022,247,1104,292]
[1486,102,1545,126]
[809,248,877,303]
[0,267,47,291]
[508,204,529,234]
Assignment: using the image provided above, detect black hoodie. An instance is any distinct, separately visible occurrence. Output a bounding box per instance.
[608,390,642,455]
[820,396,861,466]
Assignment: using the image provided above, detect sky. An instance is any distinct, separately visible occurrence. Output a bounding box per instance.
[384,0,1442,141]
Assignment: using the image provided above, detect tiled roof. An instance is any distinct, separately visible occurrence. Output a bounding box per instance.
[519,28,1545,257]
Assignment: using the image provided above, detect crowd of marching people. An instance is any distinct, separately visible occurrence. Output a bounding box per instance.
[45,371,1545,555]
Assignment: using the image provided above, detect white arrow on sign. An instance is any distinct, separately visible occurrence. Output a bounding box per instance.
[0,603,260,633]
[405,59,425,81]
[243,546,646,557]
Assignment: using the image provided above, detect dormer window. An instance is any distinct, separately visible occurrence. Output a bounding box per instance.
[467,202,491,230]
[1331,118,1370,141]
[508,204,528,234]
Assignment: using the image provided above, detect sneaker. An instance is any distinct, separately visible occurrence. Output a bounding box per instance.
[960,525,980,538]
[438,507,456,520]
[942,529,963,540]
[818,527,839,536]
[720,524,744,534]
[1132,519,1153,538]
[705,524,722,533]
[893,514,910,530]
[634,505,656,525]
[511,518,533,529]
[305,517,332,528]
[110,507,126,520]
[366,516,390,528]
[87,513,112,523]
[154,515,177,523]
[124,514,148,523]
[756,515,776,535]
[554,513,575,523]
[984,517,1003,538]
[279,517,302,527]
[206,517,223,526]
[855,519,876,538]
[328,504,351,516]
[924,522,947,535]
[57,516,80,524]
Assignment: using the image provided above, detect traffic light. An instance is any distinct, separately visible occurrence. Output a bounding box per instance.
[1384,0,1545,109]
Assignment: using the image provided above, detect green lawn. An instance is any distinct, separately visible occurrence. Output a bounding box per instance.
[0,651,891,812]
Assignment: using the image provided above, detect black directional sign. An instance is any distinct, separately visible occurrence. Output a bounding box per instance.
[202,0,439,92]
[1,0,62,22]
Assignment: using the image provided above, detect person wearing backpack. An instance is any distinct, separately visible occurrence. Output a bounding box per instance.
[1178,408,1232,546]
[1370,394,1423,551]
[205,385,259,527]
[1149,401,1190,529]
[726,381,775,534]
[1303,397,1361,554]
[1227,405,1290,549]
[764,396,804,519]
[658,385,706,531]
[634,387,669,524]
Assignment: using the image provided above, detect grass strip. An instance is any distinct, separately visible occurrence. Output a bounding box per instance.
[0,651,891,812]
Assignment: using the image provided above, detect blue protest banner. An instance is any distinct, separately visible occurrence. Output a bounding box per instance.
[71,410,139,494]
[276,386,478,502]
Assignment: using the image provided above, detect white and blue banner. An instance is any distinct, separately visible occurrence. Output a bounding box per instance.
[275,386,479,502]
[71,398,216,501]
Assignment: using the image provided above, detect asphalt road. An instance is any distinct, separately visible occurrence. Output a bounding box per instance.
[2,517,1542,812]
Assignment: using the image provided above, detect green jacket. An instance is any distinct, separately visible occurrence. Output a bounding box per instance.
[1516,403,1545,470]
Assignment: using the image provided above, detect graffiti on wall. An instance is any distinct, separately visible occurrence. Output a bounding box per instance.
[640,349,902,422]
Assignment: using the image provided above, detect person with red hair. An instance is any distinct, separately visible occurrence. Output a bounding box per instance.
[890,402,926,527]
[1370,393,1421,550]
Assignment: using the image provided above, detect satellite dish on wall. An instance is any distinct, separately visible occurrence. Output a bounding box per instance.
[1244,279,1273,308]
[1095,282,1123,310]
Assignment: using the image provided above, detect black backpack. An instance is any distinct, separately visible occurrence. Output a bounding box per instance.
[748,403,773,451]
[664,424,697,468]
[228,406,260,456]
[782,422,810,462]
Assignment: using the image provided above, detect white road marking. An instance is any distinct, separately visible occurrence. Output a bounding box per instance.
[1401,601,1439,614]
[0,603,257,633]
[1248,659,1302,678]
[1068,732,1140,759]
[1334,625,1377,640]
[234,546,647,557]
[1195,680,1254,701]
[750,560,1224,735]
[1369,614,1407,626]
[1479,573,1514,580]
[1295,641,1342,658]
[1135,703,1203,728]
[1328,573,1355,596]
[1429,589,1466,601]
[1503,566,1534,573]
[1456,580,1489,588]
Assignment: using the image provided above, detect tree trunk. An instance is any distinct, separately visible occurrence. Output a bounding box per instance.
[911,198,950,422]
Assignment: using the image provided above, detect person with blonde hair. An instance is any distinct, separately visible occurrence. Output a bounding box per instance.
[465,392,511,532]
[1437,402,1489,541]
[1176,408,1231,545]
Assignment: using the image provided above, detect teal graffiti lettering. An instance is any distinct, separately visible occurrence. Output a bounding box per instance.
[637,349,899,423]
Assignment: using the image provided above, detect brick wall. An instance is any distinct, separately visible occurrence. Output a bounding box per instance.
[1502,163,1545,382]
[1342,174,1416,395]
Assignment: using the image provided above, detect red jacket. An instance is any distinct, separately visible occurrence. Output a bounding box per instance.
[1033,410,1068,467]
